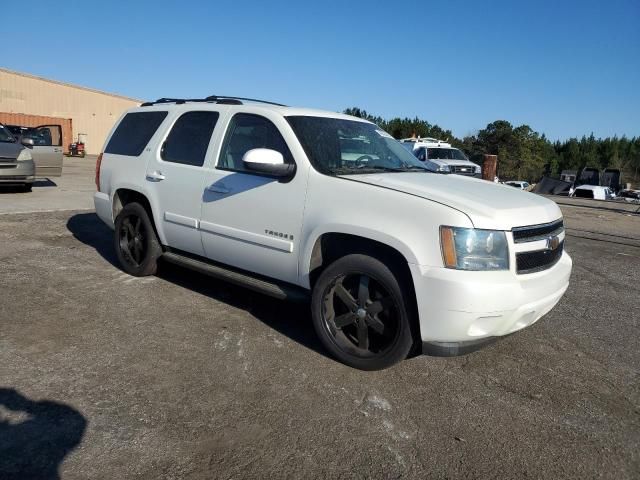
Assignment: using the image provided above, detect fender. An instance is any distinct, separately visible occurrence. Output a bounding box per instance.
[298,223,420,289]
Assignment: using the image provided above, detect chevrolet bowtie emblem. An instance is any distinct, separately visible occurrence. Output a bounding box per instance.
[547,235,560,251]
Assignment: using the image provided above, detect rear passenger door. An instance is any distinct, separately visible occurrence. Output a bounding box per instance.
[28,125,64,177]
[145,110,221,256]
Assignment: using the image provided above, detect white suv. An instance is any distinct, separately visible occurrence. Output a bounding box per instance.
[94,96,572,370]
[400,137,482,176]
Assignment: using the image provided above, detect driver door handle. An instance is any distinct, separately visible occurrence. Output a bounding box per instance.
[206,183,230,194]
[146,171,166,182]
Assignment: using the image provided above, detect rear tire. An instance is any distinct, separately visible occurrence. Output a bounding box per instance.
[114,202,161,276]
[311,254,416,370]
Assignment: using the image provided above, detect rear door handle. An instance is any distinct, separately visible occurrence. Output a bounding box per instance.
[146,171,166,182]
[206,183,230,194]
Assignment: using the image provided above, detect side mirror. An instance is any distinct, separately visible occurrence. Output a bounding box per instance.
[21,137,34,148]
[242,148,295,178]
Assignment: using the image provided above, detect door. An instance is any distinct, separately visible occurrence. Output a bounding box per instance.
[199,113,307,284]
[145,110,221,256]
[28,125,64,177]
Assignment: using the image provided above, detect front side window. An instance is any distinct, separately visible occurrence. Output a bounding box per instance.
[106,111,168,156]
[161,111,219,167]
[286,116,431,175]
[218,113,294,172]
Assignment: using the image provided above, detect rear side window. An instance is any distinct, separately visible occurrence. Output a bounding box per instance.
[161,111,219,167]
[105,111,168,156]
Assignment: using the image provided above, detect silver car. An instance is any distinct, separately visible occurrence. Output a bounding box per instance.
[0,123,35,192]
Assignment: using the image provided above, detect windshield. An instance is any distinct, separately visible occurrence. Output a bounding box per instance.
[286,116,432,175]
[427,147,467,160]
[0,125,16,143]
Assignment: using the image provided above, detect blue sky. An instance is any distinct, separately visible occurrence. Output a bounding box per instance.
[3,0,639,140]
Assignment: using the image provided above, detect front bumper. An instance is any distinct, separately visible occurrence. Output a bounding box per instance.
[410,251,572,349]
[0,160,35,184]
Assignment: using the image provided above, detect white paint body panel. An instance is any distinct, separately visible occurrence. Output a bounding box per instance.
[95,102,572,344]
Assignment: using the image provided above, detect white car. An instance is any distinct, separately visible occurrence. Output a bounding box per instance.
[94,96,572,370]
[399,137,482,176]
[504,181,530,190]
[571,184,615,200]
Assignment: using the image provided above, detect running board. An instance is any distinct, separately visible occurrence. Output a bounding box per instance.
[161,251,309,302]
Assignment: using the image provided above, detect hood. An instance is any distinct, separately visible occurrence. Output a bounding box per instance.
[430,159,479,168]
[342,172,562,230]
[0,141,23,162]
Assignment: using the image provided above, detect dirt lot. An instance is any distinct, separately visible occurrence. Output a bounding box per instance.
[1,162,639,479]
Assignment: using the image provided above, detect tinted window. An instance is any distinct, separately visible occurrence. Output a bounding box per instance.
[218,114,293,172]
[161,111,219,167]
[105,111,168,156]
[574,188,594,199]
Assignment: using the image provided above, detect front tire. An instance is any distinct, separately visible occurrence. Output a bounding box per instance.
[311,254,416,370]
[114,202,161,276]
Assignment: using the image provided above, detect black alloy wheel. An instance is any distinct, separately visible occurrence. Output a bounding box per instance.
[119,214,146,267]
[311,254,415,370]
[114,202,161,276]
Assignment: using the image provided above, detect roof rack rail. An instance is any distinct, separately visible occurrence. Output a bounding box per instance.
[140,96,286,107]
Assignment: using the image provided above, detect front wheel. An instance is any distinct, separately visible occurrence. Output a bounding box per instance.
[114,202,162,276]
[311,254,416,370]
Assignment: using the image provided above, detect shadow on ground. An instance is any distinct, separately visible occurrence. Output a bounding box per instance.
[66,212,326,358]
[0,388,86,480]
[33,179,58,188]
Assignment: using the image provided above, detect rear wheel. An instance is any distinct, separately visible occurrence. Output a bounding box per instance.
[114,202,161,276]
[311,254,415,370]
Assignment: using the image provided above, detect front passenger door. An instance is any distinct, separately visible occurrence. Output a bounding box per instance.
[28,125,64,177]
[199,113,308,284]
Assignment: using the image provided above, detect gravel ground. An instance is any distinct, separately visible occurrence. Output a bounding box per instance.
[0,201,638,479]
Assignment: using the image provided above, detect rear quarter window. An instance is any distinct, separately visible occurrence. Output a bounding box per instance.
[105,111,168,156]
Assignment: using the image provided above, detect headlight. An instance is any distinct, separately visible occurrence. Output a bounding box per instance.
[440,226,509,271]
[437,165,450,173]
[17,148,32,161]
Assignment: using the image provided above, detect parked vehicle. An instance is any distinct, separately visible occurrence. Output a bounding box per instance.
[399,137,481,177]
[4,124,64,177]
[571,185,615,200]
[94,96,572,370]
[0,123,35,191]
[68,133,87,158]
[504,181,530,190]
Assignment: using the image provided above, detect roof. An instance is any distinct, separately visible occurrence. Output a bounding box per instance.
[134,100,372,122]
[575,184,607,191]
[0,67,143,103]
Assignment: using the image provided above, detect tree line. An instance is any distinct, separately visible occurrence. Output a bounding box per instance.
[343,107,640,186]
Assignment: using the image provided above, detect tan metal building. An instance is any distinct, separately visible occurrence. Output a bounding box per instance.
[0,67,141,154]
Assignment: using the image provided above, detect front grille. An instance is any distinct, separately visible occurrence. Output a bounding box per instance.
[516,241,564,274]
[450,165,477,175]
[512,219,564,243]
